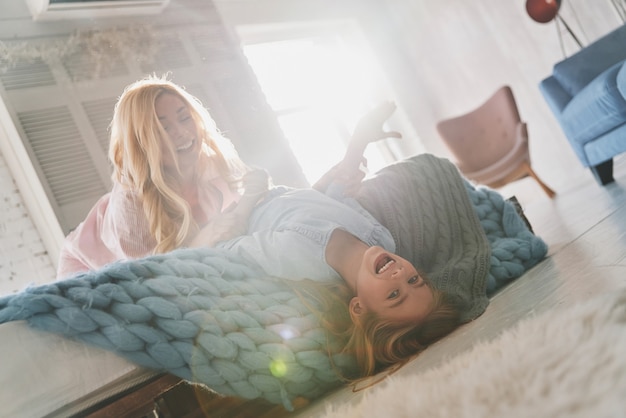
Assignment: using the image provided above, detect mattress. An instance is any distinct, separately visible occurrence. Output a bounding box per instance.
[0,321,158,418]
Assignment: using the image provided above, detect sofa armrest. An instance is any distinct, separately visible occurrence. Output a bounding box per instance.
[618,62,626,99]
[552,23,626,96]
[539,76,572,118]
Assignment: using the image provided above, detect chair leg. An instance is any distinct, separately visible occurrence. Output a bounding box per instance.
[524,162,556,198]
[590,159,614,185]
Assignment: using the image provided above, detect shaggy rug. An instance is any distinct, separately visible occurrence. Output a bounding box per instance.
[322,288,626,418]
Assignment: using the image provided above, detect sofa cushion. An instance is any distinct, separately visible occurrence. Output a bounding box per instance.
[553,24,626,96]
[560,61,626,147]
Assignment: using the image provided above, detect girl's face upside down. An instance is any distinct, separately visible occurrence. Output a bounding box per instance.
[350,246,434,324]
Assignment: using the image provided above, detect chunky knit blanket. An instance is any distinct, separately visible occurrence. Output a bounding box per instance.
[0,154,547,409]
[0,249,354,410]
[358,154,547,322]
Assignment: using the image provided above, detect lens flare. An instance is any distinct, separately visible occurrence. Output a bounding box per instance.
[269,359,288,378]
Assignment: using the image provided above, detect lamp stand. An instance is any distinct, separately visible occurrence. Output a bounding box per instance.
[556,14,584,48]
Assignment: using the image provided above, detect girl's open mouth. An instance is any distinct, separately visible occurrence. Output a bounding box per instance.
[375,254,395,274]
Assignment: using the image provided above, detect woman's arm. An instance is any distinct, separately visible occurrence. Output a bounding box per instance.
[186,170,270,248]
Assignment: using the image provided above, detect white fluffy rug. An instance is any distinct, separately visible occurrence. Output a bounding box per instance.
[322,289,626,418]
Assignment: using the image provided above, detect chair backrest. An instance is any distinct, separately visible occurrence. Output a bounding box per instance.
[436,86,526,173]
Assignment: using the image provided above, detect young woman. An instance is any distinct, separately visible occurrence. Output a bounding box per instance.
[56,75,253,279]
[197,163,462,379]
[196,101,530,377]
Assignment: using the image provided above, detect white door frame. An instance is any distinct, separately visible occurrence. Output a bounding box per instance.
[0,96,64,268]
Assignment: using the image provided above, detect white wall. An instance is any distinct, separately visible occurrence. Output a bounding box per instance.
[0,148,56,294]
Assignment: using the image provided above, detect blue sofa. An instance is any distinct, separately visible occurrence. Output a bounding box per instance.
[539,24,626,185]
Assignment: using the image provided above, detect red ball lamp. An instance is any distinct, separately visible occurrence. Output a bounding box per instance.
[525,0,583,48]
[526,0,562,23]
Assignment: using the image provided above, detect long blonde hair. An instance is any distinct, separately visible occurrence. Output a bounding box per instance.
[108,75,248,253]
[289,279,462,380]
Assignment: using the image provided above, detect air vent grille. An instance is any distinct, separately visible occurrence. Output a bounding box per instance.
[141,34,191,72]
[62,46,129,81]
[0,58,56,90]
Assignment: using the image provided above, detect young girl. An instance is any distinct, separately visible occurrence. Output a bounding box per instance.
[200,164,462,378]
[271,187,462,375]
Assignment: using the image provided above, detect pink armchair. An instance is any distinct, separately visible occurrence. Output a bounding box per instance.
[436,85,555,198]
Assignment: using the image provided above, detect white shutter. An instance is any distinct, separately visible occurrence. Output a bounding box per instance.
[16,106,109,233]
[1,46,111,234]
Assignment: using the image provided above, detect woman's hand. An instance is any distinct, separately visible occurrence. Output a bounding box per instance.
[187,211,248,248]
[187,169,270,248]
[235,169,270,215]
[241,169,271,197]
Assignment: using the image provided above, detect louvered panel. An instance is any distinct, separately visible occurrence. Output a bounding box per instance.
[62,45,129,82]
[0,58,56,90]
[141,34,191,73]
[190,27,237,63]
[175,0,218,12]
[82,97,117,153]
[17,106,107,207]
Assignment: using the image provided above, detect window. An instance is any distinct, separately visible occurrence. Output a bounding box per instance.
[239,20,422,184]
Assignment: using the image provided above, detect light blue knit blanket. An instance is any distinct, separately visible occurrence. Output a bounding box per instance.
[0,157,547,409]
[467,182,547,294]
[0,249,355,410]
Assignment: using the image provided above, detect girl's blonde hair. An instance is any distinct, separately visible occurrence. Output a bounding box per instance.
[108,74,248,253]
[289,278,462,380]
[345,288,461,377]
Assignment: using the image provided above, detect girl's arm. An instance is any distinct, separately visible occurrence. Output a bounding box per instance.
[313,101,401,193]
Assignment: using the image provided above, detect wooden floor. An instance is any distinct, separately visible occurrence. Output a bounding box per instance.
[291,155,626,417]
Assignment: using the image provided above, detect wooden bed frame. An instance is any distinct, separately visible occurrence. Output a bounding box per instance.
[82,373,303,418]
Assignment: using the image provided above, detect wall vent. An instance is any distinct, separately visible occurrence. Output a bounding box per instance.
[25,0,170,21]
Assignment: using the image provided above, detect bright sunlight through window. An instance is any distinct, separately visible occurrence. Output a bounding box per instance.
[242,26,398,184]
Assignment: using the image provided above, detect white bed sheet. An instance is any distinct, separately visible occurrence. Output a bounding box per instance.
[0,321,157,418]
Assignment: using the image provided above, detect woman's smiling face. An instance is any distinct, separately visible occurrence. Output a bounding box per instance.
[350,246,434,324]
[154,92,202,175]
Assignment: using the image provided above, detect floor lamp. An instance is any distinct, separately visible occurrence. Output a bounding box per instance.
[611,0,626,22]
[526,0,584,49]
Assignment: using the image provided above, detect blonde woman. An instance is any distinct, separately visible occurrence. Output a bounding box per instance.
[57,75,255,279]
